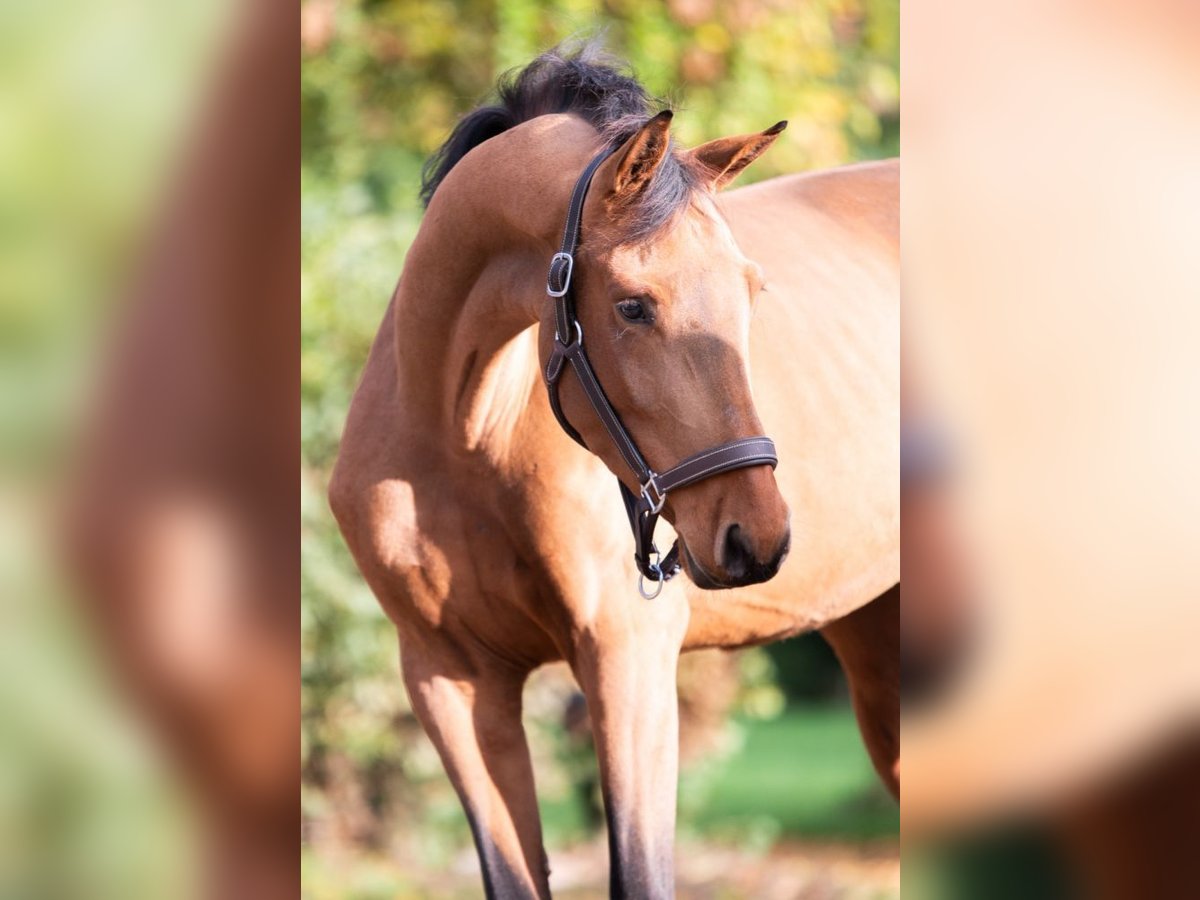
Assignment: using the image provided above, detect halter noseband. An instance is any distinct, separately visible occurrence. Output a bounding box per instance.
[543,145,779,599]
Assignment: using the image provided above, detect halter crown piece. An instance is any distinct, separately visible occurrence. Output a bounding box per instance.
[542,144,779,599]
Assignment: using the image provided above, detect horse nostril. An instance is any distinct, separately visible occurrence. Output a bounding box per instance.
[722,523,755,578]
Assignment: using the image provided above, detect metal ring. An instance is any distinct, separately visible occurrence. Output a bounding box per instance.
[638,563,664,600]
[553,320,583,348]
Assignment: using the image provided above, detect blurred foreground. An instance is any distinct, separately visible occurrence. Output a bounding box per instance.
[904,0,1200,895]
[2,1,297,898]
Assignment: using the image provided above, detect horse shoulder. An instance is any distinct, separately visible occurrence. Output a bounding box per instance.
[329,301,582,661]
[326,301,444,614]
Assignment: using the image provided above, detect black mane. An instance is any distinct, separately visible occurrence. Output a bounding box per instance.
[419,42,699,239]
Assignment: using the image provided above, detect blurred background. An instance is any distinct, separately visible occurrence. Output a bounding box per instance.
[300,0,899,896]
[904,0,1200,897]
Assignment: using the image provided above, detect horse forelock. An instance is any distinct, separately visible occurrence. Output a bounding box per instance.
[419,40,702,243]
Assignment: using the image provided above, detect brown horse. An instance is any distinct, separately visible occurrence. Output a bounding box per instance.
[330,48,898,899]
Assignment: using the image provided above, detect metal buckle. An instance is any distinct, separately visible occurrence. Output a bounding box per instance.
[640,474,667,514]
[638,551,665,600]
[546,252,574,297]
[553,320,583,348]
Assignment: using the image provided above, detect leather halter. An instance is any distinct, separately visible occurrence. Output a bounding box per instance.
[543,144,779,598]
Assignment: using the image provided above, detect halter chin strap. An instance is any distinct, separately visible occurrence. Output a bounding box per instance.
[543,145,779,598]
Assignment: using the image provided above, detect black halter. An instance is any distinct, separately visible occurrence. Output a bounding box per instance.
[543,145,779,598]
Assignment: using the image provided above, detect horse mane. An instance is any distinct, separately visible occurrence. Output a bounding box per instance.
[419,41,700,240]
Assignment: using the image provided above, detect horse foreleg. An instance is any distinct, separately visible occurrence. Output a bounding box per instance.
[570,591,689,900]
[400,641,550,900]
[820,583,901,797]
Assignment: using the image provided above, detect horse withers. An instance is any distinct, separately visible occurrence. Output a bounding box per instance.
[330,46,899,899]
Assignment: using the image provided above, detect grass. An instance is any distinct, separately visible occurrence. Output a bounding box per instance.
[536,704,899,847]
[687,706,899,842]
[534,704,897,848]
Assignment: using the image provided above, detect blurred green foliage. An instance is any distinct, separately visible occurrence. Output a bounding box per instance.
[301,0,899,862]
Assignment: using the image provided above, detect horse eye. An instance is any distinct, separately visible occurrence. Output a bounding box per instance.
[616,299,647,322]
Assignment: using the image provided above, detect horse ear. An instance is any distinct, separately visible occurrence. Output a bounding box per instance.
[689,121,787,191]
[609,110,674,202]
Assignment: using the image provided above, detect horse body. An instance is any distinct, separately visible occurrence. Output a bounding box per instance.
[332,95,897,896]
[335,136,899,645]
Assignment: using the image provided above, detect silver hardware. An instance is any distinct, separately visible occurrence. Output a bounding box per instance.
[638,553,665,600]
[547,252,574,297]
[641,475,667,514]
[554,320,583,348]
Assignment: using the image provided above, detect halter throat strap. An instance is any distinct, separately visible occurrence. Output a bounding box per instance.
[543,145,778,597]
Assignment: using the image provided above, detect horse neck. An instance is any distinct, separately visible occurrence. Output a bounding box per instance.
[393,117,599,462]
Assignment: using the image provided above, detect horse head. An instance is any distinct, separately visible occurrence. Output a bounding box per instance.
[540,112,792,590]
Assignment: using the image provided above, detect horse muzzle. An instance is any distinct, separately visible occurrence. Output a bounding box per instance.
[681,522,791,590]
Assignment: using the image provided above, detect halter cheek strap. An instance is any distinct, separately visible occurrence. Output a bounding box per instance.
[543,145,779,598]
